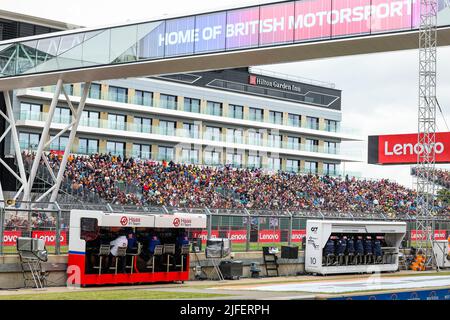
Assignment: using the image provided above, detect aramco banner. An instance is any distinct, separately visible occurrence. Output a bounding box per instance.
[139,0,450,59]
[368,132,450,165]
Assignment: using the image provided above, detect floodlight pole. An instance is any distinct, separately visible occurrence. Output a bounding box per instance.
[415,0,438,268]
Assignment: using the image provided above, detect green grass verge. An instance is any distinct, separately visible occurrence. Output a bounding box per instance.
[0,290,229,300]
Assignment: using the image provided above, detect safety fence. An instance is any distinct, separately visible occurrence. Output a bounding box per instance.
[0,201,449,255]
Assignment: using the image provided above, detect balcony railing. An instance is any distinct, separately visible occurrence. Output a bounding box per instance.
[30,88,361,136]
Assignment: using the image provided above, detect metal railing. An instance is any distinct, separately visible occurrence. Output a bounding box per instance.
[1,201,448,255]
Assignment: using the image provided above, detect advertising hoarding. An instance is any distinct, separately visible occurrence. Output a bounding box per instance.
[145,0,450,59]
[368,132,450,165]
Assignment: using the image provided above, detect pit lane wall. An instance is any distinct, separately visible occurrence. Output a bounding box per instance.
[0,251,306,288]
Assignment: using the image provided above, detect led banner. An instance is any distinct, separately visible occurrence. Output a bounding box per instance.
[3,231,21,246]
[32,231,67,246]
[368,132,450,165]
[150,0,439,58]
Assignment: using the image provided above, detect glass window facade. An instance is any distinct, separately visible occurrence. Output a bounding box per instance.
[249,107,263,122]
[106,141,125,157]
[20,102,41,120]
[108,114,126,130]
[160,94,177,109]
[204,150,221,165]
[159,120,175,135]
[288,113,301,127]
[54,107,71,124]
[226,129,243,144]
[287,136,300,150]
[79,138,99,155]
[19,132,40,150]
[305,161,318,174]
[80,110,100,127]
[226,153,242,167]
[184,97,200,113]
[205,126,221,141]
[286,159,299,173]
[183,123,199,139]
[49,135,69,151]
[325,119,338,132]
[133,116,152,133]
[324,141,337,154]
[63,84,74,96]
[109,86,128,103]
[324,163,337,175]
[158,146,174,160]
[268,134,281,148]
[132,143,151,159]
[248,155,261,168]
[81,83,102,99]
[228,104,243,119]
[206,101,222,116]
[248,130,262,146]
[268,157,281,171]
[306,116,319,130]
[269,111,282,124]
[134,90,153,106]
[306,138,319,152]
[182,148,199,163]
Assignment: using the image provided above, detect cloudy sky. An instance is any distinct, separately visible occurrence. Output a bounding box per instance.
[3,0,450,187]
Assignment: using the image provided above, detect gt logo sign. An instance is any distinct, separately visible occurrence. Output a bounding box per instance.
[310,227,318,233]
[173,218,180,227]
[120,216,128,226]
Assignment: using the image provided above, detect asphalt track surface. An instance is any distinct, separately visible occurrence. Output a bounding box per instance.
[0,271,449,300]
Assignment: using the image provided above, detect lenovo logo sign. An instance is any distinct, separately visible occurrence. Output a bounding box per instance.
[384,141,445,156]
[368,132,450,165]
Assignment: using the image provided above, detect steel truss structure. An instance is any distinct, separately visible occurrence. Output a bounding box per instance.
[0,81,91,204]
[416,0,439,268]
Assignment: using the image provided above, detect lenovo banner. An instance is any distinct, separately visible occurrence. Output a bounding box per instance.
[191,230,219,243]
[411,230,447,241]
[368,132,450,165]
[258,230,281,243]
[3,231,22,246]
[291,230,307,242]
[226,230,247,243]
[32,231,67,246]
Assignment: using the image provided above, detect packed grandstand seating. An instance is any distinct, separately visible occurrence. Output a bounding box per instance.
[411,167,450,189]
[19,151,448,216]
[5,212,56,230]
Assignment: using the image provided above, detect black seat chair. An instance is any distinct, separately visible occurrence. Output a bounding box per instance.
[175,245,190,272]
[92,244,110,275]
[126,242,142,274]
[146,245,163,273]
[163,244,176,272]
[109,246,128,275]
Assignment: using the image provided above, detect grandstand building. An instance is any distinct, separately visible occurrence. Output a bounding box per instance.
[9,66,361,175]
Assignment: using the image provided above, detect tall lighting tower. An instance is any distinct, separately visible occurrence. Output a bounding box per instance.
[416,0,438,268]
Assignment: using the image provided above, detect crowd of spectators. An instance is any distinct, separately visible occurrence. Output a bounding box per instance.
[5,212,56,231]
[411,167,450,189]
[20,152,447,216]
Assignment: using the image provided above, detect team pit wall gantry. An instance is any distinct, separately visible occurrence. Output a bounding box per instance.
[305,219,407,275]
[67,210,206,286]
